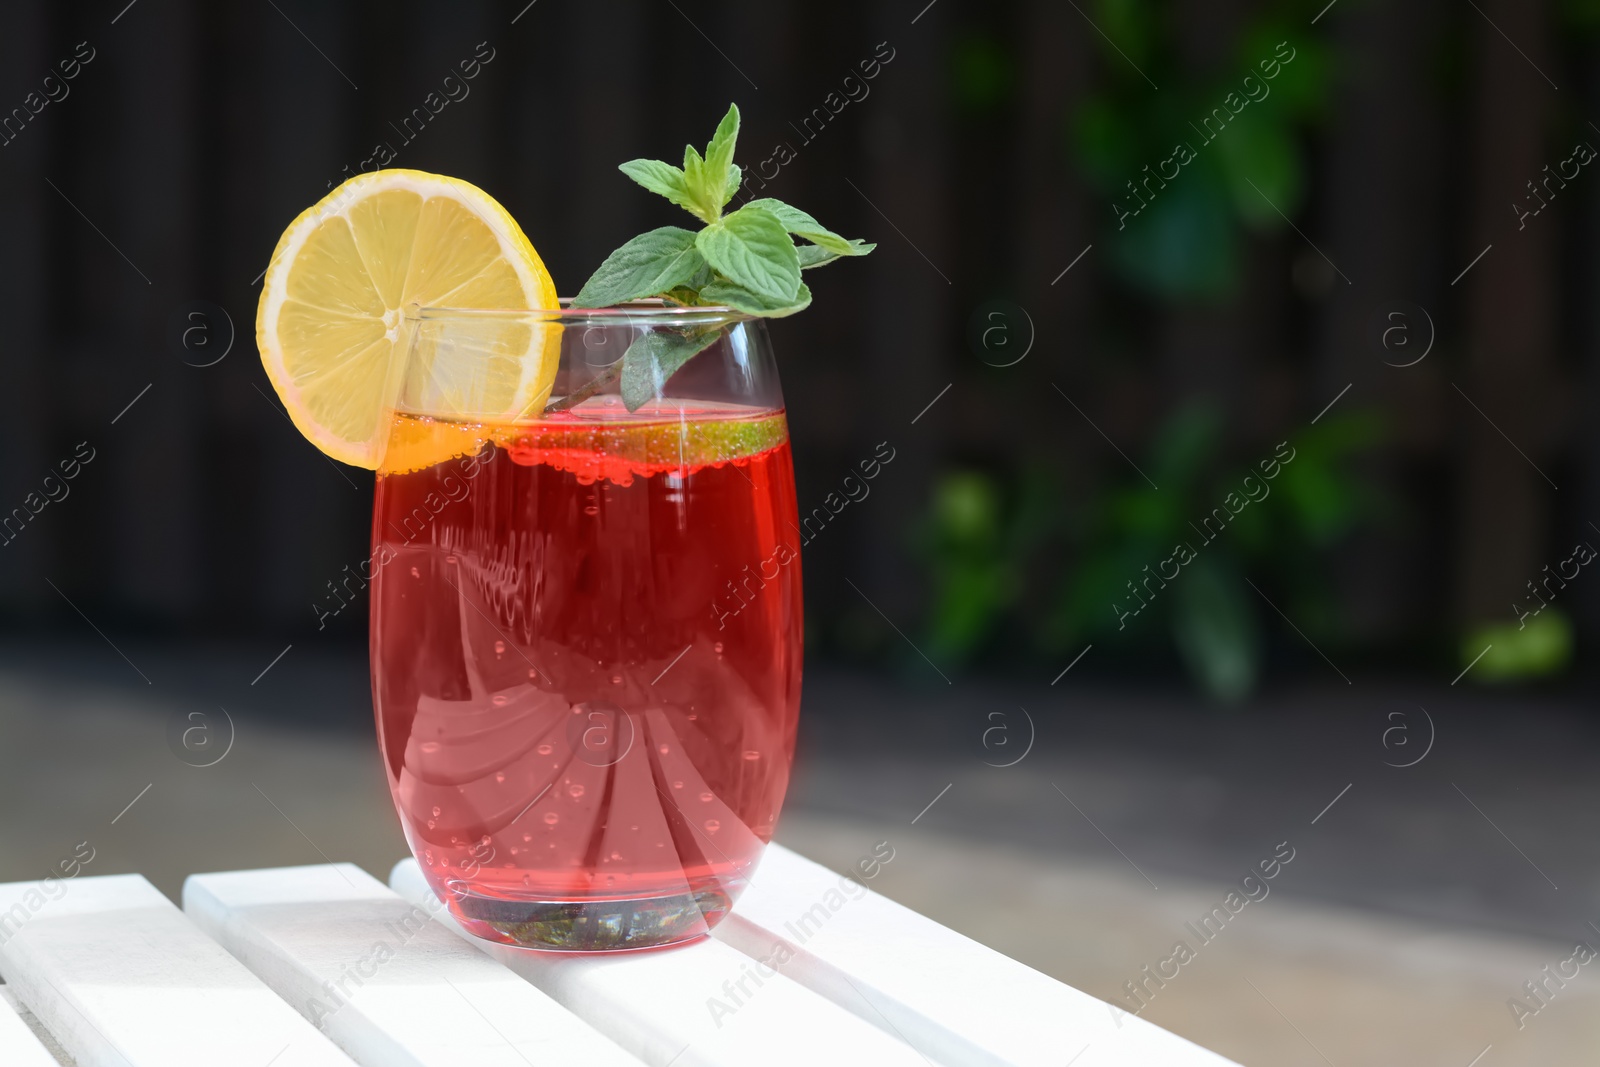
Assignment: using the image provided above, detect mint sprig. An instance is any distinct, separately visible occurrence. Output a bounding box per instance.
[569,103,874,412]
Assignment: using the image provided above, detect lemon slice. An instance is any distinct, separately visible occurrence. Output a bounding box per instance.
[256,170,559,469]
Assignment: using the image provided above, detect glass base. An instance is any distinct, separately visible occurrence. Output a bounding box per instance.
[449,886,734,951]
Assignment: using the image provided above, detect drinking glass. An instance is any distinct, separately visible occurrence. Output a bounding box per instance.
[370,302,802,951]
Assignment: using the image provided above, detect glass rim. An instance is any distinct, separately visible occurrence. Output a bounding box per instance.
[407,298,756,327]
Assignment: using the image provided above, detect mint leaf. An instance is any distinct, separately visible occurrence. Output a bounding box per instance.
[696,205,801,303]
[797,239,874,269]
[746,198,875,257]
[704,105,739,175]
[702,104,740,208]
[573,227,706,307]
[797,244,837,268]
[619,329,721,412]
[618,159,700,217]
[681,145,718,222]
[701,279,813,318]
[661,262,714,305]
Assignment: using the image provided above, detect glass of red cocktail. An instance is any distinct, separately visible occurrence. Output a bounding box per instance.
[370,302,802,950]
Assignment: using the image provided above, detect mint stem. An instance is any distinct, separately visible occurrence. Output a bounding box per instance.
[545,363,621,414]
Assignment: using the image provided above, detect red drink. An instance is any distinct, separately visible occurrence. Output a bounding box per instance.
[369,401,802,949]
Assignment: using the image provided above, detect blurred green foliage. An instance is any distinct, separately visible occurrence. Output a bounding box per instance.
[918,6,1375,698]
[1463,612,1574,682]
[1071,2,1330,298]
[913,468,1056,665]
[916,403,1384,701]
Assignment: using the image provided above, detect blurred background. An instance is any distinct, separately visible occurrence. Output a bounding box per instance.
[2,0,1598,1063]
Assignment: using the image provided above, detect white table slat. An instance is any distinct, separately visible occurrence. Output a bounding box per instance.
[184,863,643,1067]
[0,992,58,1066]
[714,844,1240,1066]
[0,874,354,1067]
[388,859,935,1067]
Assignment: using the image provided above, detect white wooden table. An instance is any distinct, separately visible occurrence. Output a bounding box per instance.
[0,846,1238,1066]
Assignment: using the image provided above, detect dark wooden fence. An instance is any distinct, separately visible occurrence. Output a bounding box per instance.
[0,0,1594,673]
